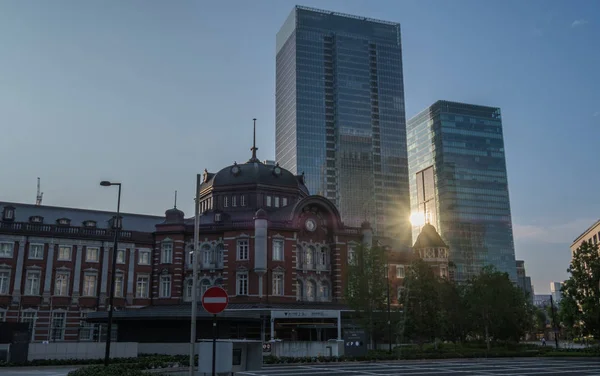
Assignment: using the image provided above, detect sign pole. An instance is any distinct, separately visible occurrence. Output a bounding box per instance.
[212,314,217,376]
[189,174,200,376]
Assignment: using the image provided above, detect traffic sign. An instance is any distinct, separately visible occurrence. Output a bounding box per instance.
[201,286,229,315]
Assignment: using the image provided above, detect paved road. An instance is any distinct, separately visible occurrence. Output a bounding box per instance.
[238,358,600,376]
[0,367,78,376]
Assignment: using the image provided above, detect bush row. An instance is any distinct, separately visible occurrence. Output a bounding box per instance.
[0,354,193,368]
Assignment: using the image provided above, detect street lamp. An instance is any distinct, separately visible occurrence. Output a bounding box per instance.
[100,181,121,367]
[386,262,392,354]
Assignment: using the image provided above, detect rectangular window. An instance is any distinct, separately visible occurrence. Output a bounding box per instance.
[241,195,246,207]
[396,265,405,279]
[347,245,356,264]
[0,311,5,322]
[116,249,126,264]
[58,246,71,261]
[272,273,284,296]
[160,275,171,298]
[29,244,44,260]
[223,196,229,207]
[54,272,69,296]
[440,265,448,278]
[24,270,41,295]
[282,197,288,206]
[266,196,272,207]
[272,239,284,261]
[79,310,97,341]
[237,239,249,260]
[0,270,10,295]
[0,242,14,258]
[161,242,173,264]
[83,274,97,296]
[86,247,99,262]
[236,273,248,295]
[138,250,150,265]
[50,312,66,341]
[114,273,124,297]
[232,196,237,207]
[274,197,280,208]
[21,312,37,341]
[136,275,149,298]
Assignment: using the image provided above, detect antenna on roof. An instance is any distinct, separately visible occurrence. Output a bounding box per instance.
[250,118,259,162]
[174,190,178,209]
[36,177,43,206]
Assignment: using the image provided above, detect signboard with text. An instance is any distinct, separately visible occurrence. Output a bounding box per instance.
[343,329,367,357]
[270,310,339,319]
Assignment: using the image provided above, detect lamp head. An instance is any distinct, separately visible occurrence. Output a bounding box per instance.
[100,181,112,187]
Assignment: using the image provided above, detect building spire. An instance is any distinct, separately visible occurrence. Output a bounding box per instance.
[250,118,259,162]
[174,190,178,209]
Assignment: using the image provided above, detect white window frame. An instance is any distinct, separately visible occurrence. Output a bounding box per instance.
[161,241,173,264]
[28,243,44,260]
[54,271,70,296]
[185,279,193,301]
[116,249,126,264]
[86,247,99,263]
[24,270,41,296]
[21,311,37,342]
[232,196,237,207]
[223,196,229,208]
[114,273,124,297]
[266,196,272,207]
[79,310,97,341]
[0,269,10,295]
[272,239,284,261]
[50,311,66,341]
[57,245,72,261]
[241,195,246,207]
[83,273,97,297]
[306,280,316,302]
[136,275,149,298]
[272,273,284,296]
[320,281,330,300]
[237,239,249,261]
[159,275,171,298]
[138,250,151,265]
[215,244,224,264]
[396,265,405,279]
[0,242,14,258]
[236,272,248,295]
[274,197,280,208]
[202,245,213,266]
[200,279,211,296]
[440,265,448,278]
[282,197,288,206]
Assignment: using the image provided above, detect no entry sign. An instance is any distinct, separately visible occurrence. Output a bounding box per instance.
[201,286,229,315]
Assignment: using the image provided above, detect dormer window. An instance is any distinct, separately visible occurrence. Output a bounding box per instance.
[214,213,222,222]
[223,196,229,208]
[241,195,246,207]
[57,218,71,226]
[266,196,272,207]
[232,196,237,207]
[2,206,15,221]
[29,216,43,224]
[109,216,122,229]
[83,220,97,228]
[282,197,288,207]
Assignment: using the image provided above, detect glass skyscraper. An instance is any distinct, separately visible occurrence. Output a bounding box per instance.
[407,101,517,281]
[276,6,410,243]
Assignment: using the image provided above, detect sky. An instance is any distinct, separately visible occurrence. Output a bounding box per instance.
[0,0,598,294]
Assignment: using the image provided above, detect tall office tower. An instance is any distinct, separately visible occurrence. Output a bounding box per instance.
[275,6,410,243]
[407,101,517,281]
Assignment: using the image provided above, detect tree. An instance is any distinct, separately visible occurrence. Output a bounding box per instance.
[438,278,470,343]
[465,266,533,348]
[562,240,600,339]
[400,259,442,347]
[345,243,388,345]
[558,294,580,340]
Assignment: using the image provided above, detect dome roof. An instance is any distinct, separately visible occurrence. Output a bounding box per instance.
[164,207,185,224]
[413,223,448,249]
[201,160,309,194]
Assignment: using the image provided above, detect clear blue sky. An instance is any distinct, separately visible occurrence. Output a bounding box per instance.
[1,0,598,294]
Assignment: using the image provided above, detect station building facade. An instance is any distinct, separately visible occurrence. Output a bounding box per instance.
[1,149,451,344]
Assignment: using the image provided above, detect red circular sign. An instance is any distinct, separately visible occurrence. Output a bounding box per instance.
[201,286,229,315]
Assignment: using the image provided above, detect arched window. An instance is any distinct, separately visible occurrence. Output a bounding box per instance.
[200,279,211,296]
[296,245,303,266]
[306,280,316,302]
[185,279,193,300]
[319,247,328,266]
[202,244,212,265]
[215,244,224,264]
[320,281,330,300]
[297,280,304,301]
[187,245,195,265]
[306,246,315,266]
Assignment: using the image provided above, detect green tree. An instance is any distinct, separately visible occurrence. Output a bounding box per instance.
[534,306,548,334]
[400,259,442,347]
[345,243,389,345]
[558,294,581,340]
[465,266,533,348]
[438,278,470,343]
[562,240,600,339]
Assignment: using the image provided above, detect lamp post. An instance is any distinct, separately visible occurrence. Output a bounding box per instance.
[189,174,201,376]
[100,181,121,367]
[386,262,392,354]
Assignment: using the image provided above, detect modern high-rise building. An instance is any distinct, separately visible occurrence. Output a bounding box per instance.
[550,281,563,304]
[275,6,410,243]
[407,100,517,281]
[516,260,534,301]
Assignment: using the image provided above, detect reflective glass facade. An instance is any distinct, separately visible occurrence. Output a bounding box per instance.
[407,101,517,281]
[276,6,410,243]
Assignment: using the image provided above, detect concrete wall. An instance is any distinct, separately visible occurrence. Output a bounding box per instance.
[138,343,189,356]
[272,340,343,358]
[27,342,138,361]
